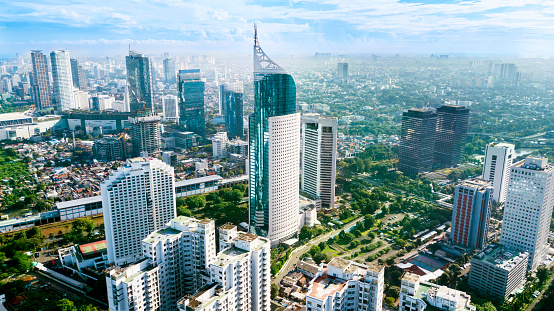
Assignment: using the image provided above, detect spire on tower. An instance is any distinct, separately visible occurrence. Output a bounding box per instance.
[253,24,286,79]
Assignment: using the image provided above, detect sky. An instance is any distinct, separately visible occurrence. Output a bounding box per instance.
[1,0,554,58]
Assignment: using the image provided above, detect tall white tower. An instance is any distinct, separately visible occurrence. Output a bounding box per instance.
[102,158,176,266]
[301,114,338,209]
[162,94,179,123]
[500,157,554,271]
[482,142,515,202]
[50,50,75,111]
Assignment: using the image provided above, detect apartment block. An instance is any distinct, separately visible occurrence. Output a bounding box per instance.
[482,142,515,203]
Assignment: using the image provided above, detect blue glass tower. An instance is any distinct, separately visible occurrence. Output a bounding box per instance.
[222,84,244,139]
[126,51,153,114]
[178,69,205,138]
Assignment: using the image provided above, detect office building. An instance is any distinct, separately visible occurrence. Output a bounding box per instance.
[450,179,493,250]
[301,114,338,209]
[468,244,528,300]
[337,62,348,83]
[433,105,470,169]
[211,132,228,159]
[177,231,271,311]
[249,28,301,245]
[178,69,205,138]
[102,158,175,266]
[163,58,176,84]
[126,51,153,113]
[70,58,87,90]
[93,137,127,162]
[221,83,244,139]
[162,94,179,123]
[130,114,161,157]
[73,90,89,110]
[500,157,554,271]
[399,272,476,311]
[482,142,515,203]
[30,50,53,110]
[50,50,75,111]
[398,109,437,176]
[306,257,384,311]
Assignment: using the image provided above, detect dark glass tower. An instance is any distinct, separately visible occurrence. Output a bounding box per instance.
[30,50,52,110]
[434,105,470,169]
[222,84,244,139]
[398,109,437,176]
[126,51,153,114]
[163,58,176,84]
[70,58,87,90]
[249,26,299,244]
[178,69,205,138]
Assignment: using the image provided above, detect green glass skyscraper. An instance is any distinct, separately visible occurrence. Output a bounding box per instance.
[126,51,153,114]
[178,69,205,138]
[249,27,300,245]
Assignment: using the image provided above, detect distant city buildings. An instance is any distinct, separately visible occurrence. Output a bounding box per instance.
[211,132,228,159]
[126,51,153,113]
[129,114,161,157]
[301,114,338,209]
[450,179,493,250]
[482,142,515,203]
[92,136,127,162]
[30,50,52,110]
[468,244,528,300]
[337,62,348,84]
[102,158,175,266]
[398,109,437,176]
[162,94,179,123]
[163,58,176,84]
[178,69,205,138]
[433,105,470,169]
[500,157,554,271]
[70,58,87,90]
[249,28,301,245]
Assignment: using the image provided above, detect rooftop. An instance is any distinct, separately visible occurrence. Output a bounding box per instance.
[79,240,107,257]
[212,246,249,267]
[237,232,258,242]
[175,175,222,187]
[474,244,528,271]
[56,195,101,210]
[143,227,181,244]
[219,223,236,231]
[307,268,348,301]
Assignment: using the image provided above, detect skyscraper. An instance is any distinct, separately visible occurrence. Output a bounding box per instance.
[249,27,301,245]
[337,62,348,84]
[398,109,437,176]
[500,157,554,271]
[482,142,515,203]
[163,58,176,84]
[178,69,205,138]
[126,51,153,113]
[221,83,244,139]
[433,105,470,169]
[102,158,176,266]
[130,115,162,157]
[30,50,52,110]
[50,50,75,111]
[450,179,493,250]
[70,58,87,90]
[301,114,338,209]
[162,94,179,123]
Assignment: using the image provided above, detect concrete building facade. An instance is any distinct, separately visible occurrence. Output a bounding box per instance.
[482,142,515,203]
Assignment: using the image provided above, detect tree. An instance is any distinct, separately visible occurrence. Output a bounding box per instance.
[270,283,279,299]
[12,252,32,273]
[34,199,50,212]
[176,197,187,207]
[476,302,497,311]
[56,299,77,311]
[386,286,400,299]
[72,218,95,233]
[309,245,321,257]
[299,226,313,241]
[186,195,207,210]
[177,206,193,217]
[384,296,396,307]
[364,215,375,229]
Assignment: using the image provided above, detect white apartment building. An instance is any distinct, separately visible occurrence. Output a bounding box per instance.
[301,114,338,209]
[73,90,89,110]
[306,257,384,311]
[399,272,475,311]
[499,157,554,271]
[102,158,176,266]
[482,142,515,202]
[177,231,271,311]
[211,132,228,159]
[162,95,179,123]
[50,50,75,111]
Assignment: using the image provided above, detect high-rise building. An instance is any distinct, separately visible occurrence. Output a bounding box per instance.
[468,244,528,300]
[93,137,127,162]
[211,132,228,159]
[162,94,179,123]
[306,258,384,311]
[50,50,75,111]
[73,90,89,110]
[130,114,162,157]
[163,58,176,84]
[178,69,205,138]
[249,27,301,245]
[482,142,515,203]
[70,58,87,90]
[499,157,554,271]
[30,50,52,110]
[102,158,175,266]
[433,105,470,169]
[450,179,493,250]
[221,84,244,139]
[337,62,348,84]
[398,109,437,176]
[301,114,338,209]
[126,51,153,113]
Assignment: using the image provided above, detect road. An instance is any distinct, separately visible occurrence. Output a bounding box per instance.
[272,216,365,284]
[526,259,554,311]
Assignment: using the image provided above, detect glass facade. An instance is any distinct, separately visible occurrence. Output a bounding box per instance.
[126,51,153,114]
[178,70,205,138]
[249,73,296,236]
[223,87,244,139]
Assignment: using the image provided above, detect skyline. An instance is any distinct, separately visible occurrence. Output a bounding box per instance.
[2,0,554,58]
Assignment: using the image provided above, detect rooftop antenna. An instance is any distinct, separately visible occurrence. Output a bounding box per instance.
[254,23,258,47]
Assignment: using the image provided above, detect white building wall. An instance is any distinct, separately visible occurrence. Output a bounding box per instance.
[162,95,179,122]
[51,50,75,111]
[482,143,514,202]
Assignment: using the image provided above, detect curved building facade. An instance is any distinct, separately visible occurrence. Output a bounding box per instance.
[249,28,300,245]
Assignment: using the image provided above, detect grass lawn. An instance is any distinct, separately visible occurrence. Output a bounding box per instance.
[322,246,339,255]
